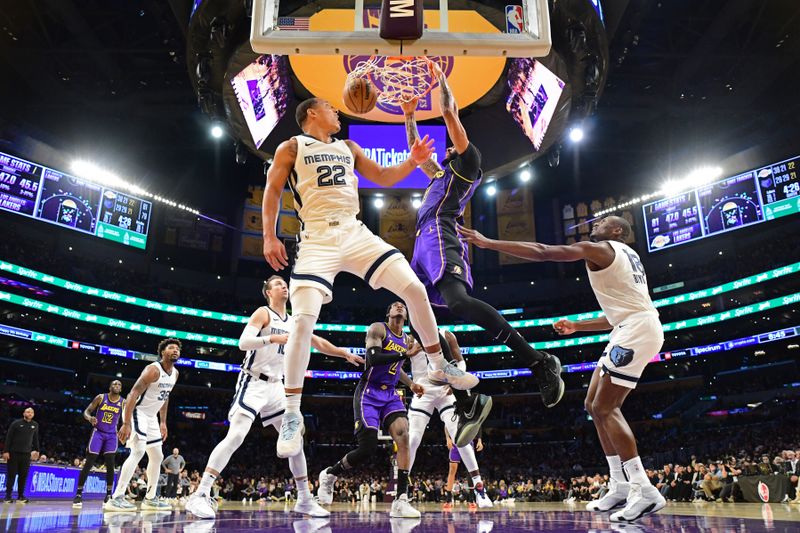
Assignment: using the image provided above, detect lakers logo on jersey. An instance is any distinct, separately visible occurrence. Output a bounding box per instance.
[434,170,445,179]
[384,339,407,354]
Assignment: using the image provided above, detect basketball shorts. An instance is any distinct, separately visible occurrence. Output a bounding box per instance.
[88,429,118,455]
[290,217,405,305]
[449,444,472,463]
[131,409,164,449]
[229,372,286,429]
[597,312,664,389]
[354,383,407,433]
[411,217,473,306]
[408,382,457,422]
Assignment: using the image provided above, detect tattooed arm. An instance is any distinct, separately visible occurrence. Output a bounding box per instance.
[430,61,469,154]
[400,97,443,178]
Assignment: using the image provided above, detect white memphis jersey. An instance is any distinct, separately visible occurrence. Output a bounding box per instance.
[290,134,359,223]
[586,240,658,326]
[241,307,294,379]
[135,362,177,417]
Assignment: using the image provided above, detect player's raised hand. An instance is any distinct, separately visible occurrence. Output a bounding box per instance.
[553,319,576,335]
[263,236,289,271]
[400,96,419,115]
[457,226,491,248]
[409,134,434,164]
[427,58,445,81]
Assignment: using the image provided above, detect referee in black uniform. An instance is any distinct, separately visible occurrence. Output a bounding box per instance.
[3,407,40,503]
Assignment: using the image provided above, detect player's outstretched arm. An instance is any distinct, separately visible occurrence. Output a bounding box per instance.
[553,316,613,335]
[347,137,434,188]
[401,97,442,178]
[311,334,365,366]
[399,368,424,397]
[430,60,469,154]
[262,139,295,270]
[459,226,615,268]
[83,394,103,426]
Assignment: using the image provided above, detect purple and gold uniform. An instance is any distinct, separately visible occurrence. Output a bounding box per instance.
[88,394,122,455]
[411,143,482,306]
[354,324,409,433]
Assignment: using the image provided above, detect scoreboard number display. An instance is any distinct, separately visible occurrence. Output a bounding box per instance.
[0,151,152,250]
[643,154,799,252]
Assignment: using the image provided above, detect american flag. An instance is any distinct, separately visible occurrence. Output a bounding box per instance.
[277,17,310,31]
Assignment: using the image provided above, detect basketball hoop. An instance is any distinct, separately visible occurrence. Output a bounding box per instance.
[346,56,436,106]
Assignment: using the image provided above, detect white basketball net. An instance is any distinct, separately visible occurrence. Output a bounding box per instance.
[346,56,435,106]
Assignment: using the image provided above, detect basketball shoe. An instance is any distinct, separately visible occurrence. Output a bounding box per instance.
[610,483,666,522]
[317,468,337,505]
[277,411,305,459]
[587,479,629,511]
[532,353,565,407]
[454,394,492,448]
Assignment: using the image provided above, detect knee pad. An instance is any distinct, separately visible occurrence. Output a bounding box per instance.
[104,454,116,469]
[348,429,379,465]
[289,286,325,317]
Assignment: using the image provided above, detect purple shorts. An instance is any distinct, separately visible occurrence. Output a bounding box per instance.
[411,218,473,306]
[88,430,118,455]
[354,385,406,433]
[449,442,473,463]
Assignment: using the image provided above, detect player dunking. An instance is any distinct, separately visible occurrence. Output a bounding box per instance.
[406,329,491,508]
[262,97,477,459]
[186,276,362,519]
[461,216,666,522]
[105,338,180,512]
[73,379,123,507]
[401,62,564,445]
[317,302,424,518]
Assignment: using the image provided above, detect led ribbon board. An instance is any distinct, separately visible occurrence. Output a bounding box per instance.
[2,260,798,333]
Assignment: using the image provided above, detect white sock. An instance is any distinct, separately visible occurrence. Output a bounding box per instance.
[606,455,626,484]
[296,478,311,499]
[286,394,302,414]
[427,350,445,367]
[622,456,649,485]
[198,472,216,495]
[471,475,483,487]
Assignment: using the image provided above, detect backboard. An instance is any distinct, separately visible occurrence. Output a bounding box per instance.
[250,0,551,57]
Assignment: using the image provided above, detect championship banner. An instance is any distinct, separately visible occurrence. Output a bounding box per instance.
[379,195,416,259]
[496,188,535,265]
[289,9,505,122]
[738,475,790,503]
[0,462,117,500]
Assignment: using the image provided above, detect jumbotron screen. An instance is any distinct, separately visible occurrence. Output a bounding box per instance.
[642,154,799,252]
[0,151,152,249]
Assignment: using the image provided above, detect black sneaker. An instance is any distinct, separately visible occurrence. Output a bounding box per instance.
[533,352,565,408]
[73,494,83,508]
[454,394,493,448]
[18,497,29,504]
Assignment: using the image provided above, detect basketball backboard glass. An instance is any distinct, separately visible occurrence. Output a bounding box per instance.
[250,0,551,58]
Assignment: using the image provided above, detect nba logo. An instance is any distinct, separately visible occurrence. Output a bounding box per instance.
[505,5,524,34]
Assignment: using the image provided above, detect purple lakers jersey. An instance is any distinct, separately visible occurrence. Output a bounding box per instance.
[417,161,482,225]
[362,324,408,388]
[96,394,122,433]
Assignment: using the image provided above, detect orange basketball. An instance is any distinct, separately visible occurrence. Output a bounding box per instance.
[343,77,378,114]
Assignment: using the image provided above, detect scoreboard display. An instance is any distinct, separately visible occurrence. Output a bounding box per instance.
[643,154,799,252]
[0,151,151,249]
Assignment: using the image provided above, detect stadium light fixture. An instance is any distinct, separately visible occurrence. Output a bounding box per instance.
[568,127,584,143]
[520,169,532,182]
[210,123,224,139]
[486,184,497,197]
[411,198,422,209]
[373,197,384,208]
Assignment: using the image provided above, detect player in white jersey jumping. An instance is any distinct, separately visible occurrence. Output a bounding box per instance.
[461,216,666,522]
[105,338,181,512]
[262,98,478,459]
[186,276,363,519]
[406,329,492,508]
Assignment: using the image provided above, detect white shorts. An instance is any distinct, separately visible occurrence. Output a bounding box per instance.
[229,372,286,429]
[290,217,405,304]
[597,313,664,389]
[408,382,457,422]
[131,409,163,449]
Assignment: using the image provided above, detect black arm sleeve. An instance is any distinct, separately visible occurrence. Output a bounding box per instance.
[366,347,405,368]
[32,423,39,453]
[451,143,481,180]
